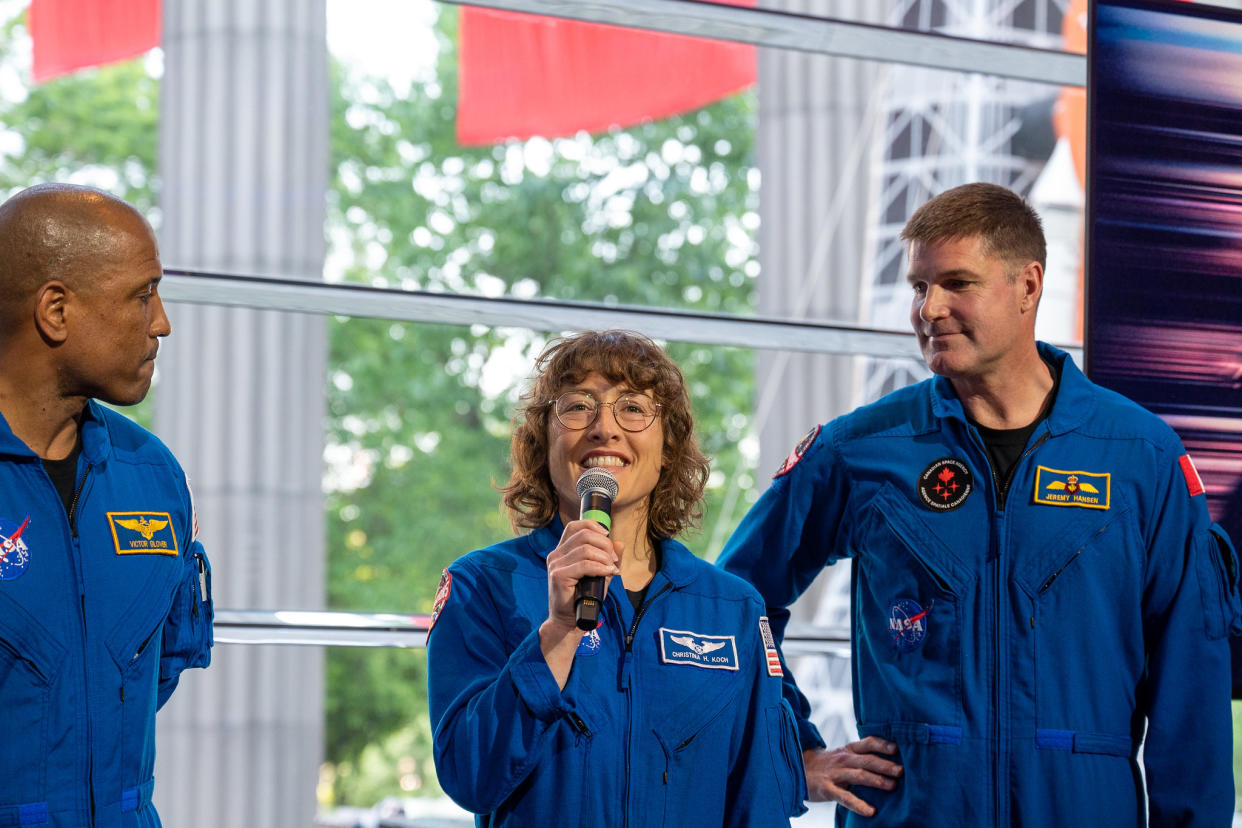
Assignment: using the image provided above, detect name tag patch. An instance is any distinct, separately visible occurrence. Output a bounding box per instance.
[659,627,739,671]
[107,512,179,555]
[1033,467,1110,510]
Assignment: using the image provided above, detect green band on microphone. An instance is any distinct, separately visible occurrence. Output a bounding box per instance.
[582,509,611,531]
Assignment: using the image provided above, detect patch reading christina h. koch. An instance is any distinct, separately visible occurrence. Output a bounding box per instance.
[775,425,821,478]
[888,597,930,652]
[107,512,178,555]
[758,616,783,677]
[428,569,452,632]
[0,515,32,581]
[917,458,973,511]
[1033,466,1110,510]
[659,628,739,671]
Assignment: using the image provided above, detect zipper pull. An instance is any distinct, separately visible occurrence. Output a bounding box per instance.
[568,712,592,739]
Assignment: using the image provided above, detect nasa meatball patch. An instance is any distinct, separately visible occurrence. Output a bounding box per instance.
[917,458,973,511]
[0,515,32,581]
[888,597,930,652]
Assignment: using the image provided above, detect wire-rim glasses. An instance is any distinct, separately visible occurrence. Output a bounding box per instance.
[548,391,661,432]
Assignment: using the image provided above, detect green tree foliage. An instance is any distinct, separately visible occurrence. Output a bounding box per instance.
[322,9,760,802]
[0,10,158,208]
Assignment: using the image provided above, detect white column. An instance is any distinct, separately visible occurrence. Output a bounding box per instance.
[153,2,328,826]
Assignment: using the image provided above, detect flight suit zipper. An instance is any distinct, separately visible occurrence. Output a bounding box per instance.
[622,581,673,827]
[971,428,1048,827]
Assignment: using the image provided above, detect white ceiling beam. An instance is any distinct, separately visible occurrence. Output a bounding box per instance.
[161,270,1082,363]
[442,0,1086,87]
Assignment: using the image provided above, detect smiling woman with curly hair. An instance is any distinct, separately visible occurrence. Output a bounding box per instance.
[427,329,807,828]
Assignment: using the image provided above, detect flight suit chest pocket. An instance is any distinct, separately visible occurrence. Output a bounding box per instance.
[1015,506,1130,601]
[0,593,67,805]
[853,484,972,725]
[1019,507,1143,730]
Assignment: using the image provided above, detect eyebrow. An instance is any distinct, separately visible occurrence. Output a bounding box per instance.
[906,267,975,285]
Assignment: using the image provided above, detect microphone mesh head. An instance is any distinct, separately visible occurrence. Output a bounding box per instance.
[576,467,619,500]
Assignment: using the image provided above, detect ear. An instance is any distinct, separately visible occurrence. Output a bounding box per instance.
[1017,260,1043,313]
[34,281,70,344]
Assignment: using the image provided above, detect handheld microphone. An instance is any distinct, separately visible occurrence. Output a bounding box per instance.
[574,467,619,631]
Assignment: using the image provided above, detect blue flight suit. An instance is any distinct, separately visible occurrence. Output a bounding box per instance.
[427,518,807,827]
[719,344,1238,827]
[0,401,213,827]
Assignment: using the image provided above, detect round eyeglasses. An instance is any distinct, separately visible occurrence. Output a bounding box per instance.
[548,391,662,432]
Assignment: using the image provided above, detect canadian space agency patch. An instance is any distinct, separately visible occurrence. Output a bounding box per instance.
[917,458,973,511]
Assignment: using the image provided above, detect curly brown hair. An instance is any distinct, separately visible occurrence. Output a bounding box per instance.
[502,330,710,538]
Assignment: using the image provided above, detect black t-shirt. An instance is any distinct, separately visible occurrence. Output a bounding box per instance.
[968,359,1062,496]
[42,435,84,517]
[625,585,649,612]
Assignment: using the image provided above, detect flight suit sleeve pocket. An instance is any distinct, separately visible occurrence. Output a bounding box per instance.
[765,703,809,817]
[159,545,213,703]
[1197,524,1240,639]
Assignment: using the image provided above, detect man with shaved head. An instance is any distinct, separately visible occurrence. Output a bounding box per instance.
[0,184,212,827]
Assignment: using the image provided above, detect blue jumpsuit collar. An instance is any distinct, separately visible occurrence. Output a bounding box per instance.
[0,400,114,463]
[927,342,1096,438]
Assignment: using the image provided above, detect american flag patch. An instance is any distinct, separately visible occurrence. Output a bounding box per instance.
[759,616,783,677]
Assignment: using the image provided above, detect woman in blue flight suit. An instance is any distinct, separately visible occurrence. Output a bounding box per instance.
[427,330,806,827]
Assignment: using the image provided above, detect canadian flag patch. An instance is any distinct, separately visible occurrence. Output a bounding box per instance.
[1179,454,1205,498]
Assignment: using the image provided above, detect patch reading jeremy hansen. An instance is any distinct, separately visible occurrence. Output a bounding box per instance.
[918,458,973,511]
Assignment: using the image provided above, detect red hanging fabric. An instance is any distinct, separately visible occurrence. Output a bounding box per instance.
[457,2,756,145]
[30,0,161,83]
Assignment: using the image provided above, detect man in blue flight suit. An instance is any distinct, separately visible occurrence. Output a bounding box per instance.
[720,182,1238,826]
[0,184,213,827]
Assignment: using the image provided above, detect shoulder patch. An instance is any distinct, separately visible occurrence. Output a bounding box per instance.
[758,616,783,677]
[774,425,821,478]
[429,569,452,633]
[1179,454,1205,498]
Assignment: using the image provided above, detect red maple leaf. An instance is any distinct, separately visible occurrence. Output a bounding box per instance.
[938,466,955,484]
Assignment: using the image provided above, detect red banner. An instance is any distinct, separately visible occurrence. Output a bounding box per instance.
[30,0,161,83]
[457,4,756,145]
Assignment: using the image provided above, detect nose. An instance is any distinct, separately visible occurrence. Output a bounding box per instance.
[585,402,623,439]
[917,284,949,324]
[150,289,172,338]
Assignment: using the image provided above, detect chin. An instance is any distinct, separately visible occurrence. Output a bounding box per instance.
[99,384,153,407]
